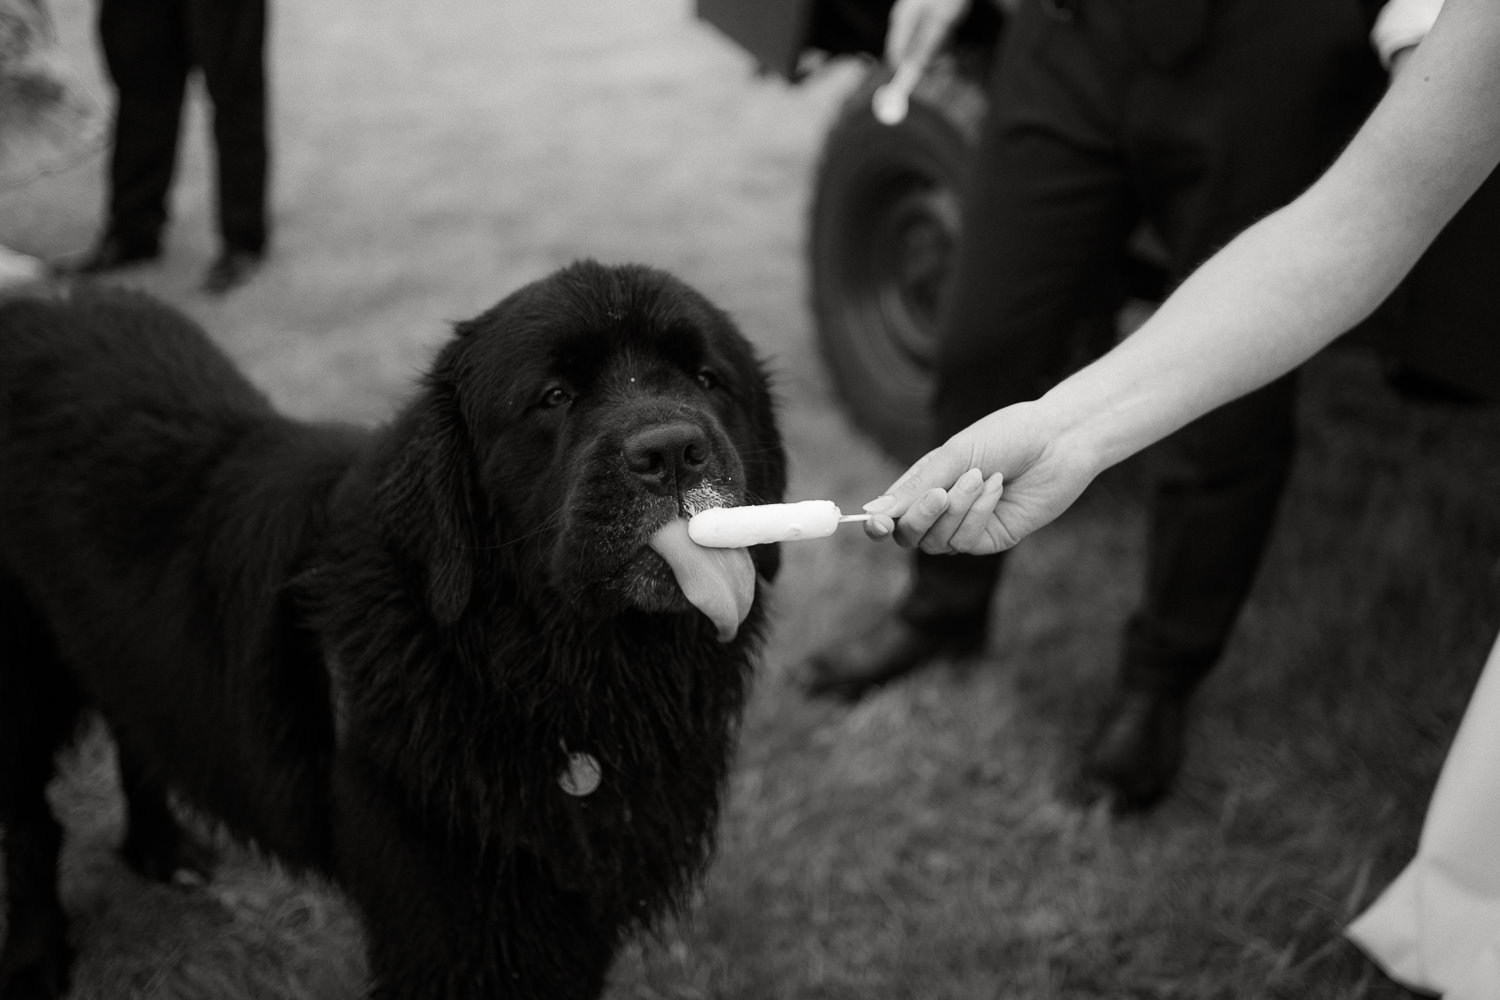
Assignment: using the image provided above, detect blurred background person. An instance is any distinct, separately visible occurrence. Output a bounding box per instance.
[64,0,269,294]
[0,0,103,286]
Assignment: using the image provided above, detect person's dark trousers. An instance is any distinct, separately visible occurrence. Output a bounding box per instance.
[900,0,1384,697]
[98,0,269,256]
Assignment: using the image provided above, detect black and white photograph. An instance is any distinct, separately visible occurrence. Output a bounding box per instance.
[3,1,1499,997]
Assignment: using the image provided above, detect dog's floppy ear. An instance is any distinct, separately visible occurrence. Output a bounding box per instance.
[376,357,479,626]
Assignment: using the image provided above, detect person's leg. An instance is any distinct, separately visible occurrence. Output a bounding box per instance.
[84,0,190,266]
[189,0,269,291]
[1080,372,1300,807]
[802,0,1137,700]
[1077,0,1385,808]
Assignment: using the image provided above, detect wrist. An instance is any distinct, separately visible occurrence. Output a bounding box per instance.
[1025,391,1117,483]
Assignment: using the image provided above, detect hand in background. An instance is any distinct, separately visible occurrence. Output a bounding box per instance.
[884,0,972,71]
[861,400,1103,555]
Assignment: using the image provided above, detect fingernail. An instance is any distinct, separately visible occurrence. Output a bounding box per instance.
[863,495,895,514]
[956,468,983,491]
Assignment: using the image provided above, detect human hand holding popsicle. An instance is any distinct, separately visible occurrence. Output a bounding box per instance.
[688,392,1104,558]
[859,398,1104,555]
[873,0,973,124]
[685,475,1000,552]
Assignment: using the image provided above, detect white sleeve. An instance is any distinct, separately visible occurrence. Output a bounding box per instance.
[1371,0,1446,66]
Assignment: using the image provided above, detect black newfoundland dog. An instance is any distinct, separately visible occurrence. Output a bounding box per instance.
[0,261,786,1000]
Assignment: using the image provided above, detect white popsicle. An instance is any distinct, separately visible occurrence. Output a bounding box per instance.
[687,501,870,548]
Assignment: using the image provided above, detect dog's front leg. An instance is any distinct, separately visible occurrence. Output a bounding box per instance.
[351,851,621,1000]
[0,803,71,1000]
[333,773,619,999]
[115,740,217,885]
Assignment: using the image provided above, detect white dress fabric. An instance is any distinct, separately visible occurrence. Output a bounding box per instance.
[1370,0,1445,66]
[1346,632,1500,999]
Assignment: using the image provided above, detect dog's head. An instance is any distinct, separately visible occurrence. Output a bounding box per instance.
[376,261,786,635]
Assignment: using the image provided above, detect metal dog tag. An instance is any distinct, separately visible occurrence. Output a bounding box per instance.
[559,751,602,797]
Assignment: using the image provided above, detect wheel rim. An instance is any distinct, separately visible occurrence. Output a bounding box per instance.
[871,181,959,365]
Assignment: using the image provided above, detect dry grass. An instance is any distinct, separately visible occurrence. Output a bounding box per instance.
[4,1,1499,998]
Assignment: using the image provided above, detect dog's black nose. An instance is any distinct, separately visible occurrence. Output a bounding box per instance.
[624,421,709,495]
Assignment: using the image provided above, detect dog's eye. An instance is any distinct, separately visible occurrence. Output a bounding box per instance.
[695,369,720,391]
[540,387,572,409]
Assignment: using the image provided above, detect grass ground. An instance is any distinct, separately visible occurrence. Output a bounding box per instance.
[4,1,1498,998]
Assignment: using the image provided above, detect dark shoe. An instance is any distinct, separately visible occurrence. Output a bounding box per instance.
[201,249,263,295]
[64,236,160,275]
[797,616,984,703]
[1073,687,1188,812]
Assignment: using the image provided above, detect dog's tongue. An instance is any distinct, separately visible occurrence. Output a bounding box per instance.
[648,520,754,642]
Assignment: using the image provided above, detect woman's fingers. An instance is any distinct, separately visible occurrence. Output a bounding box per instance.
[888,486,951,548]
[913,467,985,552]
[948,472,1004,553]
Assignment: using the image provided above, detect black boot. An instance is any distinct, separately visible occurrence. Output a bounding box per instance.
[63,235,161,275]
[1073,686,1189,812]
[797,615,984,703]
[202,248,264,295]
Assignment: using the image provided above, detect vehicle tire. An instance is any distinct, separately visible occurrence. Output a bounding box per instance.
[808,59,987,464]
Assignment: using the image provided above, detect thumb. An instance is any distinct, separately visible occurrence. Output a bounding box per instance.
[864,445,971,518]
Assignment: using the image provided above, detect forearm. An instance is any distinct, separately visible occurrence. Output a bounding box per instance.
[1041,194,1403,474]
[875,0,1500,557]
[1036,0,1500,477]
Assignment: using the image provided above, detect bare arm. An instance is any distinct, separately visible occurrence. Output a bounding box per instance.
[870,0,1500,552]
[1050,0,1500,471]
